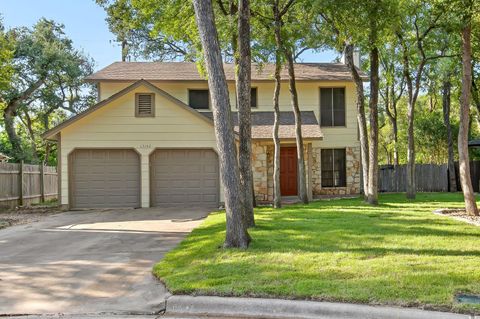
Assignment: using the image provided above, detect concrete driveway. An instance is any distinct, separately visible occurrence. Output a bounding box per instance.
[0,207,209,315]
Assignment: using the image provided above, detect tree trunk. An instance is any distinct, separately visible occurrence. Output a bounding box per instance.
[392,114,399,167]
[193,0,251,247]
[273,70,282,209]
[442,80,457,192]
[236,0,255,227]
[367,46,379,205]
[21,110,39,163]
[271,1,282,209]
[386,84,399,167]
[121,39,128,62]
[44,142,51,165]
[3,109,24,160]
[285,49,308,204]
[406,96,416,199]
[344,44,369,199]
[2,77,45,161]
[458,23,478,216]
[398,34,416,200]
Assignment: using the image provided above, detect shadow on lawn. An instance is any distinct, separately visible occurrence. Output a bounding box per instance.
[247,197,480,258]
[177,196,480,260]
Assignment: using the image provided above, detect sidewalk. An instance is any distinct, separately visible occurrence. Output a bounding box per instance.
[165,295,475,319]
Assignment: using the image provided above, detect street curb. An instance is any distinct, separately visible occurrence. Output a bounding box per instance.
[165,295,473,319]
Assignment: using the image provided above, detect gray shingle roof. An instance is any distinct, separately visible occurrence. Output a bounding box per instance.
[201,111,323,140]
[85,62,367,82]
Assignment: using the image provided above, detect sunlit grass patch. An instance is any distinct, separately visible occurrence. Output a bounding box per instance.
[153,193,480,313]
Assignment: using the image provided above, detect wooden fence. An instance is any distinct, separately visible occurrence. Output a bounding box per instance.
[379,164,449,193]
[455,161,480,192]
[0,162,58,209]
[379,161,480,193]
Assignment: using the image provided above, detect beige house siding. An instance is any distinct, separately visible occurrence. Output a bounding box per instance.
[99,81,359,145]
[59,83,220,208]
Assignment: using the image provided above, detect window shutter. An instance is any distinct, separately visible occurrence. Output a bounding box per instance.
[136,93,154,117]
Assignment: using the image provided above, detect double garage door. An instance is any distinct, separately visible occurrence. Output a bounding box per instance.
[69,149,219,209]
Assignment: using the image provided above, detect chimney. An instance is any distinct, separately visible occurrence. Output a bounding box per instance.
[341,48,361,68]
[353,49,360,68]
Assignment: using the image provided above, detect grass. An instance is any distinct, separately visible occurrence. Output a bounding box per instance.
[153,193,480,313]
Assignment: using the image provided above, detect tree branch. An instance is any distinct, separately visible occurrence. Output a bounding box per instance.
[279,0,295,17]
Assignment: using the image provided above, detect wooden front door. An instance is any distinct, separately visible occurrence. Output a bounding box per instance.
[280,147,298,196]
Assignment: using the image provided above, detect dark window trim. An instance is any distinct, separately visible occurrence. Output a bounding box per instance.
[321,148,347,188]
[135,93,155,117]
[188,88,210,110]
[250,87,258,108]
[319,87,347,128]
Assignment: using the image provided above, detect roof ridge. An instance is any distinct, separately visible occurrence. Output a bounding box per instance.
[85,61,368,82]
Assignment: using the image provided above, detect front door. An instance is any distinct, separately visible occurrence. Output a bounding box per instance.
[280,147,298,196]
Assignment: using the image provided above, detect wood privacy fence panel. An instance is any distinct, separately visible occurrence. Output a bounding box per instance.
[454,161,480,192]
[379,164,448,192]
[0,162,58,209]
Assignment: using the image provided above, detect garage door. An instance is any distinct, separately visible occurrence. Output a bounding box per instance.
[150,149,219,207]
[69,149,140,209]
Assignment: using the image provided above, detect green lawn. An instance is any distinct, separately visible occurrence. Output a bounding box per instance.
[153,193,480,313]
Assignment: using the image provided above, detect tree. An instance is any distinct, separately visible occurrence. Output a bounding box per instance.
[109,0,256,224]
[236,0,255,226]
[0,19,94,162]
[192,0,251,247]
[284,37,309,204]
[458,0,479,216]
[424,39,460,191]
[315,0,373,200]
[0,17,14,94]
[442,79,457,191]
[380,43,405,167]
[258,0,309,206]
[365,0,381,205]
[395,0,453,199]
[251,0,294,209]
[344,44,369,198]
[470,5,480,116]
[96,0,192,61]
[271,0,284,208]
[214,0,256,225]
[316,0,397,203]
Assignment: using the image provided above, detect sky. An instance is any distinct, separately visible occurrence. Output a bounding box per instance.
[1,0,338,71]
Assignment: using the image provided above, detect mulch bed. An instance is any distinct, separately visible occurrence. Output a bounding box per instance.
[433,208,480,226]
[0,205,64,230]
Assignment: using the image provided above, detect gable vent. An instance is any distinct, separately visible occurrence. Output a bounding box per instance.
[136,94,154,117]
[136,93,155,117]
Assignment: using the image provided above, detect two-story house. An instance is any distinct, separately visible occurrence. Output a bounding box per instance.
[43,62,364,209]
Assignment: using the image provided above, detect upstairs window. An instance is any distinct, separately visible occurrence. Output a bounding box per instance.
[189,89,210,109]
[320,88,345,126]
[250,87,258,108]
[321,149,346,187]
[135,93,155,117]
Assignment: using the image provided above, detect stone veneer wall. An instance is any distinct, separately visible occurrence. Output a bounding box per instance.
[251,142,361,202]
[252,142,269,202]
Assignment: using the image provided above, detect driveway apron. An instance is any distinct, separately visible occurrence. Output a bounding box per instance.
[0,207,208,315]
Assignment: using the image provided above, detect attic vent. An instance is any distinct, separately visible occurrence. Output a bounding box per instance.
[135,93,155,117]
